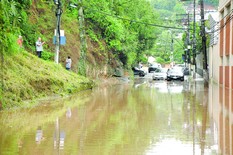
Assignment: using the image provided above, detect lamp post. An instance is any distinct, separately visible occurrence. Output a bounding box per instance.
[192,0,196,74]
[169,30,174,67]
[200,0,208,81]
[54,0,62,64]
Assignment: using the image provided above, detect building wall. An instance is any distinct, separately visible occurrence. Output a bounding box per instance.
[209,43,220,83]
[218,1,232,88]
[214,0,233,154]
[219,0,231,11]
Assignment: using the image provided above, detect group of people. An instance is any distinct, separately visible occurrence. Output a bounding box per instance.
[17,36,72,70]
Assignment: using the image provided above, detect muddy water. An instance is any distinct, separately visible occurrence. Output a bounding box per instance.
[0,78,226,155]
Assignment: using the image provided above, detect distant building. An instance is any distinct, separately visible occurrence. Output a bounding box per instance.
[184,3,217,22]
[148,56,155,64]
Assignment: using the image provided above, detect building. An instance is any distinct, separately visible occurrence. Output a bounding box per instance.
[210,1,233,155]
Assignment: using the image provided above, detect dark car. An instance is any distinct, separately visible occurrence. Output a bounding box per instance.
[167,67,184,81]
[132,67,146,77]
[175,64,190,75]
[183,67,190,75]
[148,63,161,73]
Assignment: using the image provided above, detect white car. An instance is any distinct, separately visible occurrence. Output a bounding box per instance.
[152,68,168,80]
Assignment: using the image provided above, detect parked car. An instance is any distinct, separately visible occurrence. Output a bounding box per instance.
[175,64,190,75]
[152,68,168,80]
[148,63,161,73]
[132,67,146,77]
[167,67,184,81]
[183,67,190,75]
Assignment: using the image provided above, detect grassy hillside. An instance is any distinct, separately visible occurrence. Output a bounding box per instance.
[2,50,94,109]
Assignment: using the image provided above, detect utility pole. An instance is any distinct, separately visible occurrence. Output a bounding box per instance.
[54,0,62,64]
[78,0,87,76]
[200,0,208,81]
[170,31,174,67]
[187,13,191,66]
[193,0,196,73]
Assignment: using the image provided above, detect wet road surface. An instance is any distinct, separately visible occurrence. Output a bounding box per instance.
[0,74,229,155]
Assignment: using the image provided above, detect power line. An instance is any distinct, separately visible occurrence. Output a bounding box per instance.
[85,8,187,30]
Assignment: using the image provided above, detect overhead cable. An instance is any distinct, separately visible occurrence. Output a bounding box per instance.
[85,8,187,30]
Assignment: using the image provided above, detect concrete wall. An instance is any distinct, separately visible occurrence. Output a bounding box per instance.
[209,43,220,83]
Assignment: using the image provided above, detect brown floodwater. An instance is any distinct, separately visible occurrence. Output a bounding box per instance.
[0,78,229,155]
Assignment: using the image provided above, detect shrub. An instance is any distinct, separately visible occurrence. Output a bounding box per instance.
[41,50,54,61]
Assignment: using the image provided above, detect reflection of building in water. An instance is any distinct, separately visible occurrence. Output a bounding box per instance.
[209,83,233,154]
[35,126,43,144]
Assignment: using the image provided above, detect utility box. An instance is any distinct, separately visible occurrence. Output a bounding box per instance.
[53,29,66,45]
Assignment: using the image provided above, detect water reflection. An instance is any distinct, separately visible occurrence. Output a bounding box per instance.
[0,79,231,154]
[35,126,43,144]
[210,83,232,155]
[66,107,72,118]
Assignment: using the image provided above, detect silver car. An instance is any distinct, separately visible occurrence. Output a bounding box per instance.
[166,67,184,81]
[152,68,168,80]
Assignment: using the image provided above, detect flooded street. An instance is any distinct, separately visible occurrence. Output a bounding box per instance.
[0,76,229,155]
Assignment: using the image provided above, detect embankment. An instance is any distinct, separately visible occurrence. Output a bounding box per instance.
[1,50,94,109]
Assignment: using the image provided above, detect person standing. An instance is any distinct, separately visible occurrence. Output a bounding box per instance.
[35,37,45,58]
[66,56,72,70]
[17,35,23,48]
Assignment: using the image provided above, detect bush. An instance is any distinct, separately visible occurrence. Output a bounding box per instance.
[41,50,54,61]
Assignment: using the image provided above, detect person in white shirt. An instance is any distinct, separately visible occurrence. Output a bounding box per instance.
[66,56,72,70]
[35,37,45,58]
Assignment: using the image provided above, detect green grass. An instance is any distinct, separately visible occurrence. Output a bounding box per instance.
[2,50,94,109]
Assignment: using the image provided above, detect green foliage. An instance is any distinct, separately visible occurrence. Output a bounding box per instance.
[87,29,99,42]
[82,0,159,66]
[126,52,137,68]
[0,0,18,54]
[78,58,87,76]
[41,50,54,61]
[140,56,148,64]
[0,0,34,54]
[156,57,165,64]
